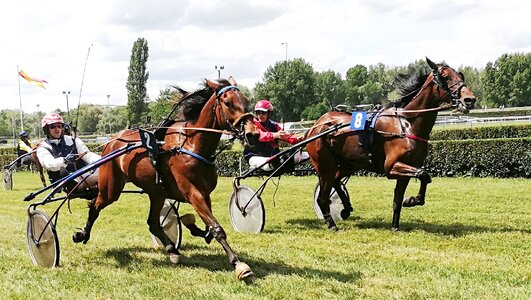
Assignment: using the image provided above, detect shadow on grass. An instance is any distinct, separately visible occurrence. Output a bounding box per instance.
[103,245,361,283]
[285,218,531,236]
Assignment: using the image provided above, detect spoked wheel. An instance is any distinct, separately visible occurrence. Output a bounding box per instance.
[3,168,13,191]
[313,181,350,221]
[229,185,265,233]
[151,199,182,250]
[26,210,60,268]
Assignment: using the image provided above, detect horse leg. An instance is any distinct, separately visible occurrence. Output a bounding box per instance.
[180,213,213,244]
[392,178,410,231]
[334,178,353,220]
[73,166,125,244]
[146,193,181,263]
[317,174,338,231]
[187,188,253,280]
[388,162,431,207]
[32,153,46,187]
[402,169,431,207]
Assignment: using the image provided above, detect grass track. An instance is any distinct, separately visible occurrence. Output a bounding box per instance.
[1,173,529,299]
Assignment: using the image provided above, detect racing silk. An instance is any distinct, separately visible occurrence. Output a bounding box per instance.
[244,118,299,159]
[36,135,101,183]
[17,139,33,155]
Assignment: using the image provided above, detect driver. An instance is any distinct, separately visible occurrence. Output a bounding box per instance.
[36,112,101,192]
[244,99,309,171]
[16,131,34,167]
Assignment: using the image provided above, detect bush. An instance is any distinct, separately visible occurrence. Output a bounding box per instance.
[425,138,531,178]
[431,124,531,140]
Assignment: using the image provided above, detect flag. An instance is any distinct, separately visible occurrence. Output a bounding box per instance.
[18,69,48,89]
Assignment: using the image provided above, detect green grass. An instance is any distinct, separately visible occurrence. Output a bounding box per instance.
[1,173,530,299]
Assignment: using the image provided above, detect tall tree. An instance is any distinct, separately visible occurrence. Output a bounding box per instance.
[254,58,316,122]
[344,64,368,105]
[126,38,149,126]
[314,70,346,108]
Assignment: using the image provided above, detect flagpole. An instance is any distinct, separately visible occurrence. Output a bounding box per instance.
[75,44,92,135]
[17,65,24,131]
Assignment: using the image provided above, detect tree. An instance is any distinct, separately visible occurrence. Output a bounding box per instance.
[482,53,531,107]
[148,87,179,123]
[344,64,368,105]
[314,70,346,108]
[255,58,316,121]
[126,37,149,126]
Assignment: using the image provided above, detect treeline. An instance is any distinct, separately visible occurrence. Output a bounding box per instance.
[2,52,531,137]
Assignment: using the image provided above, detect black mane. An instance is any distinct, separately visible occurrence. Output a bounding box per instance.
[174,79,232,121]
[386,71,429,108]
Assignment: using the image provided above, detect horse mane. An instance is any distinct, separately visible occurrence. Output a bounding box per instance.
[172,79,232,121]
[386,71,429,108]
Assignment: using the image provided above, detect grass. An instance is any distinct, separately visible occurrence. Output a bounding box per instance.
[1,173,530,299]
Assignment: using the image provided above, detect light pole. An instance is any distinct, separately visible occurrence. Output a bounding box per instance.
[106,94,111,135]
[281,42,288,61]
[214,65,224,79]
[62,91,71,123]
[36,104,40,139]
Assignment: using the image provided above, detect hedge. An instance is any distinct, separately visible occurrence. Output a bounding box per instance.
[3,138,529,179]
[431,124,531,140]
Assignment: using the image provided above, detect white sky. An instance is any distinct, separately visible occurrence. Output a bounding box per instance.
[1,0,530,113]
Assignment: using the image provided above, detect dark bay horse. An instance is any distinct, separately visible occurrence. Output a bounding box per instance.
[72,78,259,280]
[306,58,476,231]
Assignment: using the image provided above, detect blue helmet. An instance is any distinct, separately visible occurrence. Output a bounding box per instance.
[19,130,29,138]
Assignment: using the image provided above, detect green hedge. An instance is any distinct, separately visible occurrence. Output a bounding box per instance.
[431,124,531,140]
[4,138,530,179]
[424,138,530,178]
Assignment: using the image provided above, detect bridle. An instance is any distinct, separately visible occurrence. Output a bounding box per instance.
[214,85,254,144]
[432,66,467,108]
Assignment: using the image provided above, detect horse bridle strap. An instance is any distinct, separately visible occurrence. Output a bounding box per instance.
[166,146,215,165]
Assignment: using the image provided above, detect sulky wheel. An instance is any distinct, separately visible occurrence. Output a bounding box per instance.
[26,210,60,268]
[151,199,182,250]
[3,168,13,191]
[313,181,349,221]
[229,185,265,233]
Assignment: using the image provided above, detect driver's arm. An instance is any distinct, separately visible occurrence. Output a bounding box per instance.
[36,146,67,171]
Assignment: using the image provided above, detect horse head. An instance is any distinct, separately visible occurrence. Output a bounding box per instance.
[426,57,476,113]
[205,77,259,146]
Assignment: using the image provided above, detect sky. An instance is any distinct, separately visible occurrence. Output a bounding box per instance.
[2,0,530,114]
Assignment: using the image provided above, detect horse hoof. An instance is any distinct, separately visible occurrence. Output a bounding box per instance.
[169,252,181,264]
[392,227,400,232]
[402,196,416,207]
[72,231,88,244]
[235,262,254,280]
[328,225,339,231]
[340,209,351,220]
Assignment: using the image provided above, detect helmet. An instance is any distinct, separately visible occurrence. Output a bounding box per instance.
[19,130,29,138]
[41,112,64,128]
[255,100,274,112]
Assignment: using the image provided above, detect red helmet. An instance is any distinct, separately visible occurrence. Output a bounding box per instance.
[255,100,273,112]
[41,112,64,128]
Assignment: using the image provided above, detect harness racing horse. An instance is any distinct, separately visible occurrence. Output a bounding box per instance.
[72,78,259,280]
[306,58,476,231]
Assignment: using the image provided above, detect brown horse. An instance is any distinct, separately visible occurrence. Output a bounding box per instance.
[31,143,47,188]
[72,78,259,280]
[306,58,476,231]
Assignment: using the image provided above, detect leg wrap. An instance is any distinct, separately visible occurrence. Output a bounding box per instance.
[209,225,226,241]
[415,169,432,183]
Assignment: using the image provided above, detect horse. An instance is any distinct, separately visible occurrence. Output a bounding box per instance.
[31,142,48,188]
[306,58,476,231]
[71,77,260,280]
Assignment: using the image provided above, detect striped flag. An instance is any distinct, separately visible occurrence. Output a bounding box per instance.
[18,69,48,89]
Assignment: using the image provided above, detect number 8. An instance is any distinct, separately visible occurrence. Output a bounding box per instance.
[354,113,363,128]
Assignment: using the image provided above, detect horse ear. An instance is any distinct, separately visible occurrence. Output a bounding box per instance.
[458,71,465,81]
[426,57,438,70]
[228,76,237,86]
[205,79,218,90]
